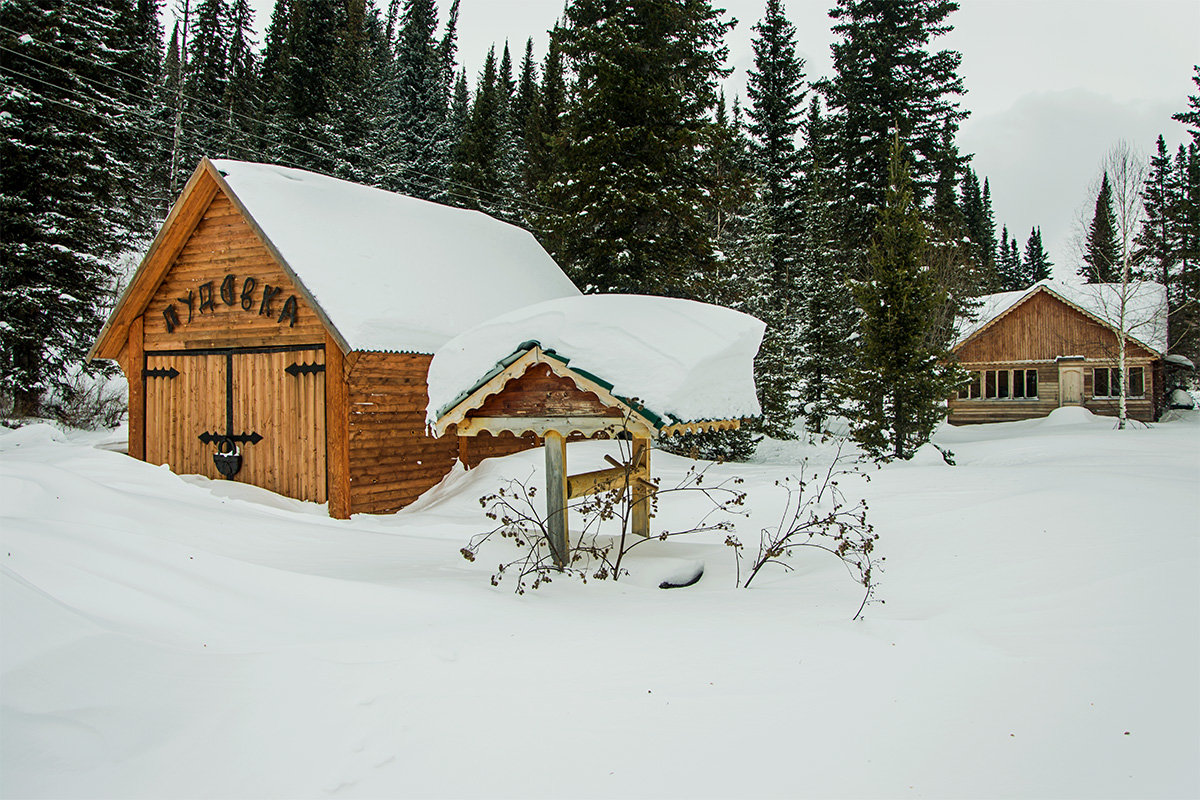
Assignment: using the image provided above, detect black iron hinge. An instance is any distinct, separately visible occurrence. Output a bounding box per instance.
[285,362,325,377]
[143,367,180,379]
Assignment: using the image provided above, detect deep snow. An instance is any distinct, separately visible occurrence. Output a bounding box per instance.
[1,409,1197,798]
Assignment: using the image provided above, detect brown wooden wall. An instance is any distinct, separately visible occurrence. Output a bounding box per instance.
[143,192,326,352]
[470,363,623,417]
[949,359,1157,425]
[345,352,459,514]
[957,291,1156,364]
[142,347,328,502]
[460,432,543,469]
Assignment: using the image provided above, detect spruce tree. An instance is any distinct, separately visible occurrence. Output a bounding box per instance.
[819,0,966,254]
[222,0,260,160]
[841,137,959,459]
[795,97,856,434]
[743,0,807,435]
[1172,65,1200,149]
[450,47,507,215]
[551,0,734,297]
[381,0,451,199]
[0,0,140,415]
[1023,227,1052,283]
[1081,172,1120,282]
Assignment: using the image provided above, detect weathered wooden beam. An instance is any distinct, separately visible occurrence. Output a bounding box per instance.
[566,465,628,500]
[631,437,651,539]
[544,430,569,568]
[456,415,653,438]
[125,315,145,461]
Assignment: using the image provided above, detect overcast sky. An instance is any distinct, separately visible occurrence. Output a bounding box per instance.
[241,0,1199,281]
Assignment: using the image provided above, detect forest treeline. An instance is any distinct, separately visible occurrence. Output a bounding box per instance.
[2,0,1197,458]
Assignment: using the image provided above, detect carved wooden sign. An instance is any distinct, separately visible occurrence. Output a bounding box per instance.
[161,272,300,333]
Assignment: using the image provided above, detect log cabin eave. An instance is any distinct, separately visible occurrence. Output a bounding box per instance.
[953,284,1165,361]
[89,158,352,362]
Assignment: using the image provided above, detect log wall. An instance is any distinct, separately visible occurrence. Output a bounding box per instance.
[949,359,1157,425]
[345,352,459,515]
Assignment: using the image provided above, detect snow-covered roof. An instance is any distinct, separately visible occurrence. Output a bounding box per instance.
[953,279,1168,356]
[426,294,765,426]
[211,160,580,353]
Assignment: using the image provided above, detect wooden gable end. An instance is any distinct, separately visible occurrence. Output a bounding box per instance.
[957,289,1156,363]
[143,190,326,351]
[92,158,344,361]
[469,362,623,418]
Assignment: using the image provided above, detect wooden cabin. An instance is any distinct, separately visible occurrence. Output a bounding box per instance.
[948,280,1169,425]
[89,158,580,517]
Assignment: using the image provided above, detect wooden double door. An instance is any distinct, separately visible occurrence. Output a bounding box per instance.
[143,346,328,502]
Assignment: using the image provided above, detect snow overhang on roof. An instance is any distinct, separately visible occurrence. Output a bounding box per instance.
[209,160,580,353]
[426,294,765,433]
[952,279,1168,356]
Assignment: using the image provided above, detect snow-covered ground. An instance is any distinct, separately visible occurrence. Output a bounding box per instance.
[2,409,1197,798]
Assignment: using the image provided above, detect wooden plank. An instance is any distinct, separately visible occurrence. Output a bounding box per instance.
[543,430,568,567]
[457,415,654,438]
[631,437,651,539]
[326,336,349,518]
[566,465,628,500]
[126,315,145,461]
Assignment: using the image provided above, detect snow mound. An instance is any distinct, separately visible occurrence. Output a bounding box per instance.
[212,160,580,353]
[1036,406,1102,427]
[426,294,765,425]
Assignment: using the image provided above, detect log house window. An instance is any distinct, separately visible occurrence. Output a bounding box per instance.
[958,373,982,399]
[970,369,1039,401]
[1093,366,1144,398]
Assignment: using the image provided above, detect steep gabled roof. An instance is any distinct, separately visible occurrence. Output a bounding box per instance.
[91,158,579,360]
[952,279,1168,357]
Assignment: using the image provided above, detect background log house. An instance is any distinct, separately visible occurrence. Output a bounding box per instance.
[949,281,1169,425]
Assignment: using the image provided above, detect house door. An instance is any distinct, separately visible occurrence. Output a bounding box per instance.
[1059,365,1084,406]
[143,346,327,502]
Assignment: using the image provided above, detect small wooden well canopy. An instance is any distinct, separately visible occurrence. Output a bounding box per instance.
[428,296,764,565]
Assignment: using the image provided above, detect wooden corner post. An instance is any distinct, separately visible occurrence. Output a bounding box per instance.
[324,334,351,519]
[544,429,569,567]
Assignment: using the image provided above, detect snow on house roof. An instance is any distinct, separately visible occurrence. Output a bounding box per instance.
[212,160,580,353]
[426,294,765,426]
[952,279,1168,356]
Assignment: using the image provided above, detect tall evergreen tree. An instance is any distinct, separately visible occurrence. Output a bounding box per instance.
[221,0,259,159]
[1081,172,1120,282]
[1172,65,1200,149]
[743,0,807,434]
[551,0,734,297]
[182,0,229,159]
[795,97,856,433]
[1023,226,1052,283]
[819,0,966,255]
[841,137,959,459]
[450,47,507,214]
[381,0,450,198]
[0,0,141,414]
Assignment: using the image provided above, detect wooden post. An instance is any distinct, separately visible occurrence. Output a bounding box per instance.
[324,333,351,519]
[125,315,145,461]
[631,436,650,538]
[544,429,569,567]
